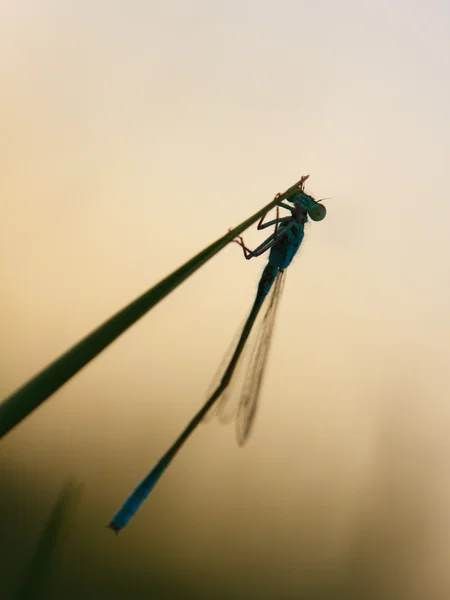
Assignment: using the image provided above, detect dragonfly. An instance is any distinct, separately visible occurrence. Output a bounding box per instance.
[109,175,326,533]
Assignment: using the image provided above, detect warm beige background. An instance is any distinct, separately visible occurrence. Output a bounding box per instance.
[1,1,450,598]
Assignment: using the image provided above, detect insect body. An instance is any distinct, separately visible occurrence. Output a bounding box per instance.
[109,175,326,532]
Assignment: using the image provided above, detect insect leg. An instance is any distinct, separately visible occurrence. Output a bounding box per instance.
[233,221,295,260]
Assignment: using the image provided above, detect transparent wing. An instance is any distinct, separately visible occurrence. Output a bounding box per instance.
[203,321,248,424]
[236,271,285,445]
[204,272,285,441]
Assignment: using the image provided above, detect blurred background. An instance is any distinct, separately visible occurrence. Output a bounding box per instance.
[1,0,450,598]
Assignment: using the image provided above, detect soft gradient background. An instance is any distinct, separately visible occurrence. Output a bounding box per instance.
[1,1,450,598]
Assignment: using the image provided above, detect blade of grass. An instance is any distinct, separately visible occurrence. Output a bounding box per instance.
[14,480,82,600]
[0,178,307,439]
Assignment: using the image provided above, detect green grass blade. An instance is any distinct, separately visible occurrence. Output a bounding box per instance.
[0,178,307,439]
[14,480,82,600]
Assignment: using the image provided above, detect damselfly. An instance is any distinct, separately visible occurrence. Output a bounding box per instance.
[109,175,326,532]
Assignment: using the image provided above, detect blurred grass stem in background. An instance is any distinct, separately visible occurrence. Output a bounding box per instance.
[14,480,82,600]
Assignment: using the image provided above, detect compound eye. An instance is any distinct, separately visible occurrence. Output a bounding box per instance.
[308,203,326,221]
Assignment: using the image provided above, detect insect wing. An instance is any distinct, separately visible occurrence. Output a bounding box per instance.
[203,322,248,424]
[203,274,284,429]
[236,272,285,445]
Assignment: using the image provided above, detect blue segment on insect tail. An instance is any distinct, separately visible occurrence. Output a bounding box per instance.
[109,463,166,531]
